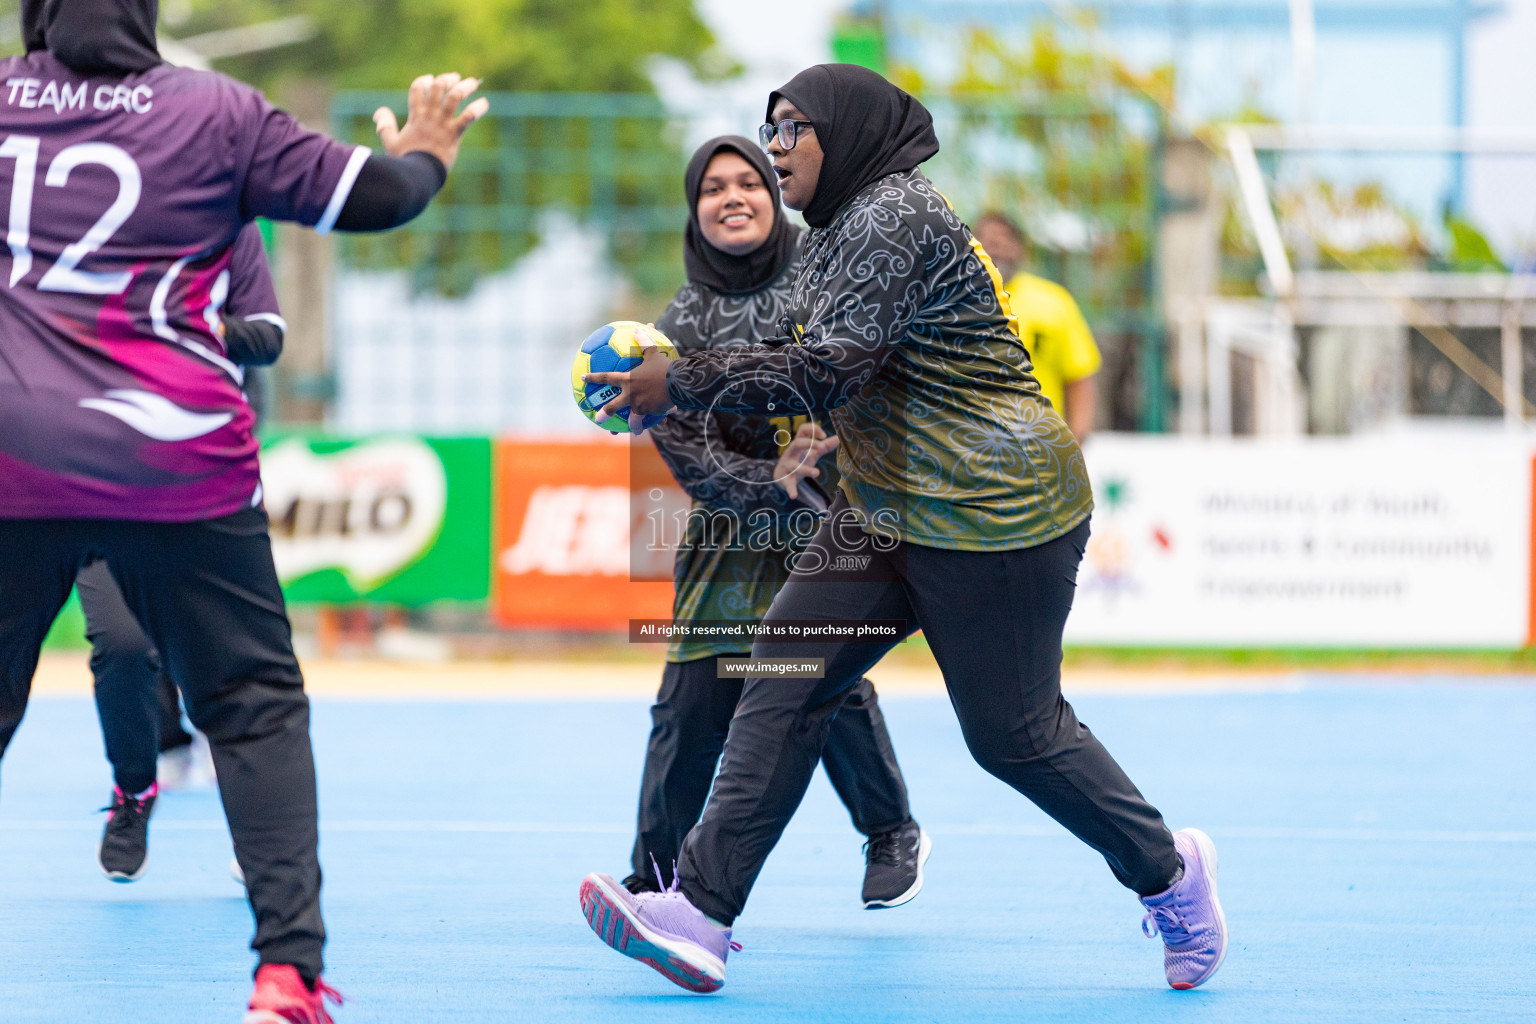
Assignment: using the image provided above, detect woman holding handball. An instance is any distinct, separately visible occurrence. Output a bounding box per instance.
[617,136,928,907]
[579,65,1227,995]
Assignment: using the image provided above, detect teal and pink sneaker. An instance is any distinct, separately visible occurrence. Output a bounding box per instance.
[1140,828,1228,989]
[579,871,738,993]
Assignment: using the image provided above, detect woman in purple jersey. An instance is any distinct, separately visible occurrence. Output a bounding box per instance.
[0,2,487,1021]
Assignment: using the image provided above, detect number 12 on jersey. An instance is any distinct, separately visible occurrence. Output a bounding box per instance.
[0,133,141,294]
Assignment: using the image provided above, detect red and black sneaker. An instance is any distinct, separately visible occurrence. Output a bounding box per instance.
[243,964,344,1024]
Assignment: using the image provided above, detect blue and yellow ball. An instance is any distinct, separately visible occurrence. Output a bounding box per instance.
[571,321,678,434]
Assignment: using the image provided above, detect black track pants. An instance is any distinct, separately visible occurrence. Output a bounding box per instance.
[677,503,1180,924]
[0,510,325,980]
[76,558,193,794]
[630,654,910,885]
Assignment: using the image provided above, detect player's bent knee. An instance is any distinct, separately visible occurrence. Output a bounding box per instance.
[87,637,155,677]
[959,721,1050,780]
[181,678,311,743]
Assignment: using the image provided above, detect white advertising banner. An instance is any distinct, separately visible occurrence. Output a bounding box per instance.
[1066,435,1532,648]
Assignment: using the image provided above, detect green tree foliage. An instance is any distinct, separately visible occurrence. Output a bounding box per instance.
[898,24,1168,323]
[1444,215,1505,272]
[169,0,724,93]
[0,0,725,90]
[211,0,727,297]
[0,0,723,296]
[333,92,693,297]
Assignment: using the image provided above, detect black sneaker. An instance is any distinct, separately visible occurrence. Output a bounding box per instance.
[97,784,156,882]
[861,820,931,909]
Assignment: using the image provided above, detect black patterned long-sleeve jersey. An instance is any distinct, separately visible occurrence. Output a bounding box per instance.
[649,251,834,661]
[650,270,829,519]
[665,169,1093,551]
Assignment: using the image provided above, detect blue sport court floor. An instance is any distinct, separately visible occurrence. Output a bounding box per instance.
[2,671,1533,1022]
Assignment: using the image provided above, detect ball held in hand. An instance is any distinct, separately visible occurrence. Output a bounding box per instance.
[571,321,678,434]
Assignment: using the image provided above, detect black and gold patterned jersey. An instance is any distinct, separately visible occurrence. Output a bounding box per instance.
[665,169,1093,551]
[649,250,833,662]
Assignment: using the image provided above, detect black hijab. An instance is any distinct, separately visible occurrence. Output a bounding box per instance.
[768,64,939,229]
[683,135,800,296]
[22,0,162,76]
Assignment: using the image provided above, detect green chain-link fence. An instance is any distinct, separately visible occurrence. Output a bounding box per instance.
[323,91,1164,434]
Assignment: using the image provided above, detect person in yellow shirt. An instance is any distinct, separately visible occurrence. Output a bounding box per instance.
[973,211,1102,440]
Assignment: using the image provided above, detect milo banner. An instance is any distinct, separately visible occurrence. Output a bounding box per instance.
[260,435,492,604]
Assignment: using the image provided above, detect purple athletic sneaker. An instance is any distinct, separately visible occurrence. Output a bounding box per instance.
[579,872,738,993]
[1139,828,1228,989]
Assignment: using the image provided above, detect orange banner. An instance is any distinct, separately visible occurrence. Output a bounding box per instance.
[492,437,687,629]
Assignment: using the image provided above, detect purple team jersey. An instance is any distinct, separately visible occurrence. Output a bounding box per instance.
[226,221,282,330]
[0,52,366,521]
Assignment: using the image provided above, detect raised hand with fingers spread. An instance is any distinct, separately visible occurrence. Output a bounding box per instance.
[373,73,490,172]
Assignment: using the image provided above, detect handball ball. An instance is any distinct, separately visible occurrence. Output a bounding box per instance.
[571,321,678,434]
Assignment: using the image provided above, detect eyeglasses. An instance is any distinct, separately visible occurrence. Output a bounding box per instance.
[759,119,815,151]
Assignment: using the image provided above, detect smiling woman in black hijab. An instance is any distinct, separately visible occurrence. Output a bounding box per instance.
[622,135,924,910]
[581,65,1227,999]
[681,136,799,294]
